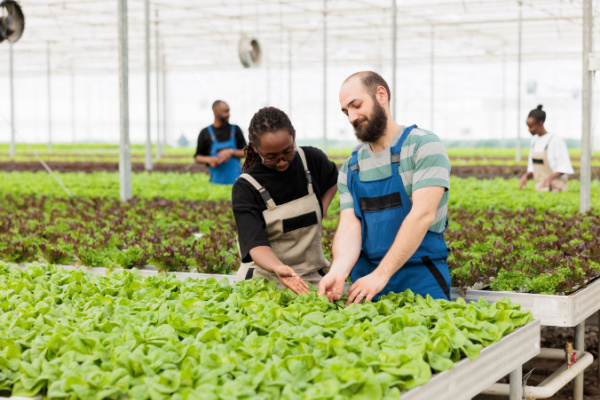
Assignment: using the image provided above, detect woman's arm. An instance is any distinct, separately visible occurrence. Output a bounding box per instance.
[320,184,338,216]
[249,246,309,294]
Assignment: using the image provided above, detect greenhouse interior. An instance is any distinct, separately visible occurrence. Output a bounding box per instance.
[1,0,600,399]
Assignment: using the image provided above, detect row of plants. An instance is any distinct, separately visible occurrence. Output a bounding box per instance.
[0,161,209,174]
[447,208,600,294]
[2,143,596,158]
[3,172,599,212]
[3,152,598,167]
[0,263,533,399]
[0,172,233,201]
[0,196,238,274]
[3,161,598,180]
[2,191,600,295]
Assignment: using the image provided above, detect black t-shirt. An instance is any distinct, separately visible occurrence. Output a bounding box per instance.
[194,123,247,158]
[232,146,339,263]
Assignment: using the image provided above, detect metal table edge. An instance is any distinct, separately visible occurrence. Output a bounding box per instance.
[402,319,541,400]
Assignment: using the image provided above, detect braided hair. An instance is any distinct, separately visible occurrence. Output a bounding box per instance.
[242,107,296,171]
[528,105,546,123]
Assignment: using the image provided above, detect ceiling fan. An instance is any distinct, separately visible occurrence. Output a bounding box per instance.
[0,0,24,44]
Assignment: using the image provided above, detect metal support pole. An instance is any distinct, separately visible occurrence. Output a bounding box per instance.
[288,31,292,116]
[46,42,52,151]
[516,1,523,162]
[430,26,435,131]
[573,321,585,400]
[9,43,15,158]
[391,0,397,119]
[144,0,152,171]
[155,10,161,160]
[580,0,593,212]
[266,52,270,105]
[502,54,506,148]
[509,367,523,400]
[118,0,132,202]
[71,69,75,143]
[162,55,167,154]
[322,0,327,153]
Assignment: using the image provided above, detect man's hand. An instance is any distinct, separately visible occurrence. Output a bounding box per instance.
[345,270,390,306]
[207,156,222,168]
[273,264,310,294]
[217,148,233,163]
[317,271,346,302]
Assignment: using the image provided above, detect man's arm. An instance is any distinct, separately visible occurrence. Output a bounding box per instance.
[194,130,221,167]
[195,154,221,167]
[317,208,362,301]
[345,186,445,305]
[232,149,245,158]
[320,184,338,216]
[215,148,244,163]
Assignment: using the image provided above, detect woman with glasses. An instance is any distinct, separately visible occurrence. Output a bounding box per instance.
[232,107,339,294]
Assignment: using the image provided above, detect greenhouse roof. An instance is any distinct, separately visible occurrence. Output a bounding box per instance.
[1,0,598,75]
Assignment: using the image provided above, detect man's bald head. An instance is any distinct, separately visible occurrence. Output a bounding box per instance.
[343,71,391,104]
[212,100,230,123]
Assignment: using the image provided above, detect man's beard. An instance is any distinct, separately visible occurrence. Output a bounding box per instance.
[353,101,387,143]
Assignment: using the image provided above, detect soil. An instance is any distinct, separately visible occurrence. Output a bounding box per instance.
[2,161,598,180]
[0,161,209,174]
[475,314,600,400]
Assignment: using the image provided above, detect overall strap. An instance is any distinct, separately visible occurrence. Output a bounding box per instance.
[296,147,314,195]
[390,124,417,176]
[207,125,216,141]
[238,173,277,209]
[230,124,236,139]
[347,149,360,185]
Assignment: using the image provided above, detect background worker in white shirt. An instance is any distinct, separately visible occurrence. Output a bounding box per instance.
[519,105,574,192]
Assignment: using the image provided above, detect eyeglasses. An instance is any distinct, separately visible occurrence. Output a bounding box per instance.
[258,146,296,166]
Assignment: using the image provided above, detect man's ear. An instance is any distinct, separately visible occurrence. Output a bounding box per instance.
[376,86,389,105]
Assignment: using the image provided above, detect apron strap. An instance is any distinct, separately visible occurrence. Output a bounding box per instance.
[296,147,314,195]
[230,124,236,140]
[238,173,277,209]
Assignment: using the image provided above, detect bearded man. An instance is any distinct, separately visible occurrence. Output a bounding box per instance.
[318,71,452,305]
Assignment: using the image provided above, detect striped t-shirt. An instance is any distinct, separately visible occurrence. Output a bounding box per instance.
[338,126,451,233]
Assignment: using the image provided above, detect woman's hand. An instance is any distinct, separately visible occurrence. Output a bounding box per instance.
[273,264,310,294]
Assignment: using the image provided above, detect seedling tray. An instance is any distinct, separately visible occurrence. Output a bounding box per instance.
[451,277,600,327]
[403,319,541,400]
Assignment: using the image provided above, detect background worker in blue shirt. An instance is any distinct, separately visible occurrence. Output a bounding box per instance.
[194,100,247,184]
[319,71,452,305]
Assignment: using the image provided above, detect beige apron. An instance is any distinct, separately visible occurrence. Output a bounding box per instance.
[235,147,330,288]
[532,137,567,192]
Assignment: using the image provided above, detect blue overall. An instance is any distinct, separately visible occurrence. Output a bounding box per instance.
[207,125,242,184]
[347,125,451,301]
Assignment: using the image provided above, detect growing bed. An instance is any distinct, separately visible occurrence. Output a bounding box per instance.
[0,263,537,400]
